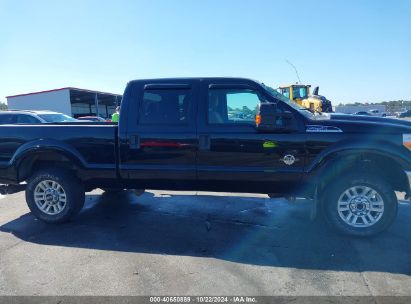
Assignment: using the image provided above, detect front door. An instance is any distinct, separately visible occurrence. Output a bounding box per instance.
[197,79,306,194]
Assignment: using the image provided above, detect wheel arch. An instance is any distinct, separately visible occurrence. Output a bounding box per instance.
[310,149,409,193]
[11,140,87,182]
[308,150,408,219]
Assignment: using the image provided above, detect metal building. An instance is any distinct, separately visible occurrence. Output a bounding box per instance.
[6,87,122,119]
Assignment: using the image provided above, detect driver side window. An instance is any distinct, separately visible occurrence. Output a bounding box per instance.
[208,89,269,125]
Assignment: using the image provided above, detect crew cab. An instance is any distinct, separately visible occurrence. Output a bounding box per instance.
[1,77,411,237]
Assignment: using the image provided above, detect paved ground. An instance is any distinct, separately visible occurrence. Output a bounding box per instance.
[0,190,410,296]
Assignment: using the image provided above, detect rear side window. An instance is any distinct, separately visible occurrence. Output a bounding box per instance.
[17,115,41,124]
[0,114,17,124]
[139,89,190,125]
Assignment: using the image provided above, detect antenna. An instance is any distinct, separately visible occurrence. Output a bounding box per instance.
[285,59,301,84]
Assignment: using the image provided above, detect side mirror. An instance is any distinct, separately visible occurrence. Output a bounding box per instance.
[255,103,297,132]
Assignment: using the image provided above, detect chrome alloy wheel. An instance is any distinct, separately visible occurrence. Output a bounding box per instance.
[34,180,67,215]
[337,186,385,228]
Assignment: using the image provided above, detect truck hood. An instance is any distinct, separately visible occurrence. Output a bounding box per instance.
[308,113,411,134]
[331,113,411,125]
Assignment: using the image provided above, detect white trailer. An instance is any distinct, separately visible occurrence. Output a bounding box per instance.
[6,87,122,119]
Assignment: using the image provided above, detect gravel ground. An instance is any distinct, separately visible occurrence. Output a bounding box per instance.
[0,190,410,296]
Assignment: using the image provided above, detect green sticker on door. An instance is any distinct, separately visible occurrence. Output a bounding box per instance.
[263,141,278,149]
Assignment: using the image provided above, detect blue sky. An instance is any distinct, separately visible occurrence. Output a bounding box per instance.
[0,0,410,104]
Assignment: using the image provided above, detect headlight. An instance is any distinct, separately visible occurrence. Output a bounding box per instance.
[403,134,411,150]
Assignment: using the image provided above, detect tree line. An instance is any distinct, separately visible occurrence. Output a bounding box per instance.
[338,100,411,113]
[0,102,7,110]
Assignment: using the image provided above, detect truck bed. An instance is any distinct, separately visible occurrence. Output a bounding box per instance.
[0,123,118,184]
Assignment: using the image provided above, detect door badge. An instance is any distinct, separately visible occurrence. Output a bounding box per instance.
[281,154,296,165]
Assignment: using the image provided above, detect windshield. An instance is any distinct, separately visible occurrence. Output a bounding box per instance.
[38,114,78,123]
[292,86,308,99]
[278,86,308,100]
[262,83,315,117]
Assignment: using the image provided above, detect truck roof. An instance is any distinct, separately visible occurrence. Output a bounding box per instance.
[129,77,261,84]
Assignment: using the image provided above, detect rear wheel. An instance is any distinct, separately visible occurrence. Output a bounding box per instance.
[26,169,85,223]
[323,175,398,236]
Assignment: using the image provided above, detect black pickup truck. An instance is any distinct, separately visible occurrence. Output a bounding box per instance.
[1,77,411,236]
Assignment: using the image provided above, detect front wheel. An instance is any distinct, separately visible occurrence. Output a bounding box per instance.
[323,175,398,236]
[26,169,85,223]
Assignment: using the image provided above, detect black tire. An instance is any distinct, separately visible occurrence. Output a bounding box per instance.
[26,169,85,223]
[323,175,398,237]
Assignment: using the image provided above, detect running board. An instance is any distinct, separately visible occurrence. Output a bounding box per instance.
[0,184,26,195]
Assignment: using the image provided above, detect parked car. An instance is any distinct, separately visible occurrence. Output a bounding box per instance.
[368,109,388,117]
[0,110,77,124]
[77,116,107,122]
[1,77,411,237]
[397,110,411,118]
[353,111,371,116]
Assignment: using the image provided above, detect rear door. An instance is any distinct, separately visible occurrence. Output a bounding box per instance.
[0,114,17,124]
[197,79,306,193]
[119,79,199,187]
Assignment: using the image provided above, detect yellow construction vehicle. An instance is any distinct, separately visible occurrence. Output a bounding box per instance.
[278,84,333,113]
